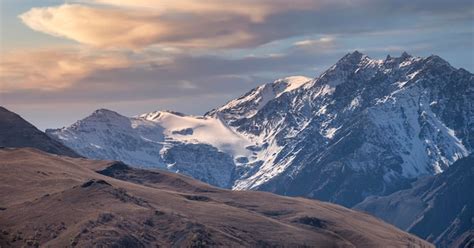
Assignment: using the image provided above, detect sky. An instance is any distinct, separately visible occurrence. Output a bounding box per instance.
[0,0,473,130]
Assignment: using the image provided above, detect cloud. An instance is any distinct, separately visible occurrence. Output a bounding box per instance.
[0,47,131,92]
[0,44,342,112]
[86,0,321,22]
[20,0,472,50]
[293,36,336,48]
[19,1,325,49]
[20,4,171,49]
[0,36,335,98]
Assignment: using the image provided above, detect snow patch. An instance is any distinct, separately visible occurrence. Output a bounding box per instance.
[275,76,312,97]
[143,111,254,158]
[324,127,340,139]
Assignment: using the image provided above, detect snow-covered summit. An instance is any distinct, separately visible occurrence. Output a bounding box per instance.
[83,108,126,122]
[206,76,312,122]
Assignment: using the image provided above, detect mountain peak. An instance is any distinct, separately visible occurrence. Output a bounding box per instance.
[339,50,366,64]
[317,51,374,86]
[75,109,129,125]
[92,108,120,116]
[347,50,364,57]
[385,51,413,62]
[425,54,451,67]
[329,50,371,72]
[400,51,411,59]
[205,75,312,121]
[87,108,124,119]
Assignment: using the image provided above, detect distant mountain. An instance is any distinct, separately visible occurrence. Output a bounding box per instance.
[47,51,473,207]
[0,148,432,247]
[355,154,474,247]
[47,108,245,188]
[0,107,80,157]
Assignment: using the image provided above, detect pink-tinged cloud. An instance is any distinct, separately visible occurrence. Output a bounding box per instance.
[87,0,321,22]
[0,47,130,92]
[19,0,472,50]
[18,1,330,49]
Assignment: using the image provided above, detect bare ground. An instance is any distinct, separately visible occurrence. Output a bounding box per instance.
[0,148,432,247]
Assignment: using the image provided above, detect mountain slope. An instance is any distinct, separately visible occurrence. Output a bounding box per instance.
[0,148,432,247]
[47,52,473,207]
[0,107,80,157]
[354,154,474,247]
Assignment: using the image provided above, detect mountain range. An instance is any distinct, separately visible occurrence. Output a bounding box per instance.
[47,51,473,208]
[2,50,471,247]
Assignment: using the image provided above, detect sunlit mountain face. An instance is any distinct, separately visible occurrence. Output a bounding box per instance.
[1,1,473,247]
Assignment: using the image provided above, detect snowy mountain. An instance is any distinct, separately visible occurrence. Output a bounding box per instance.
[46,109,247,188]
[47,51,473,207]
[46,76,311,188]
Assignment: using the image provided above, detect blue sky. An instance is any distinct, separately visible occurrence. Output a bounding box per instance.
[1,0,473,129]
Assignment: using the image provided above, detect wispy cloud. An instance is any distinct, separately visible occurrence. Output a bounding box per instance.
[293,36,336,48]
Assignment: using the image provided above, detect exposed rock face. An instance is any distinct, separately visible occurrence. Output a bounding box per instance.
[355,155,474,247]
[162,143,236,188]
